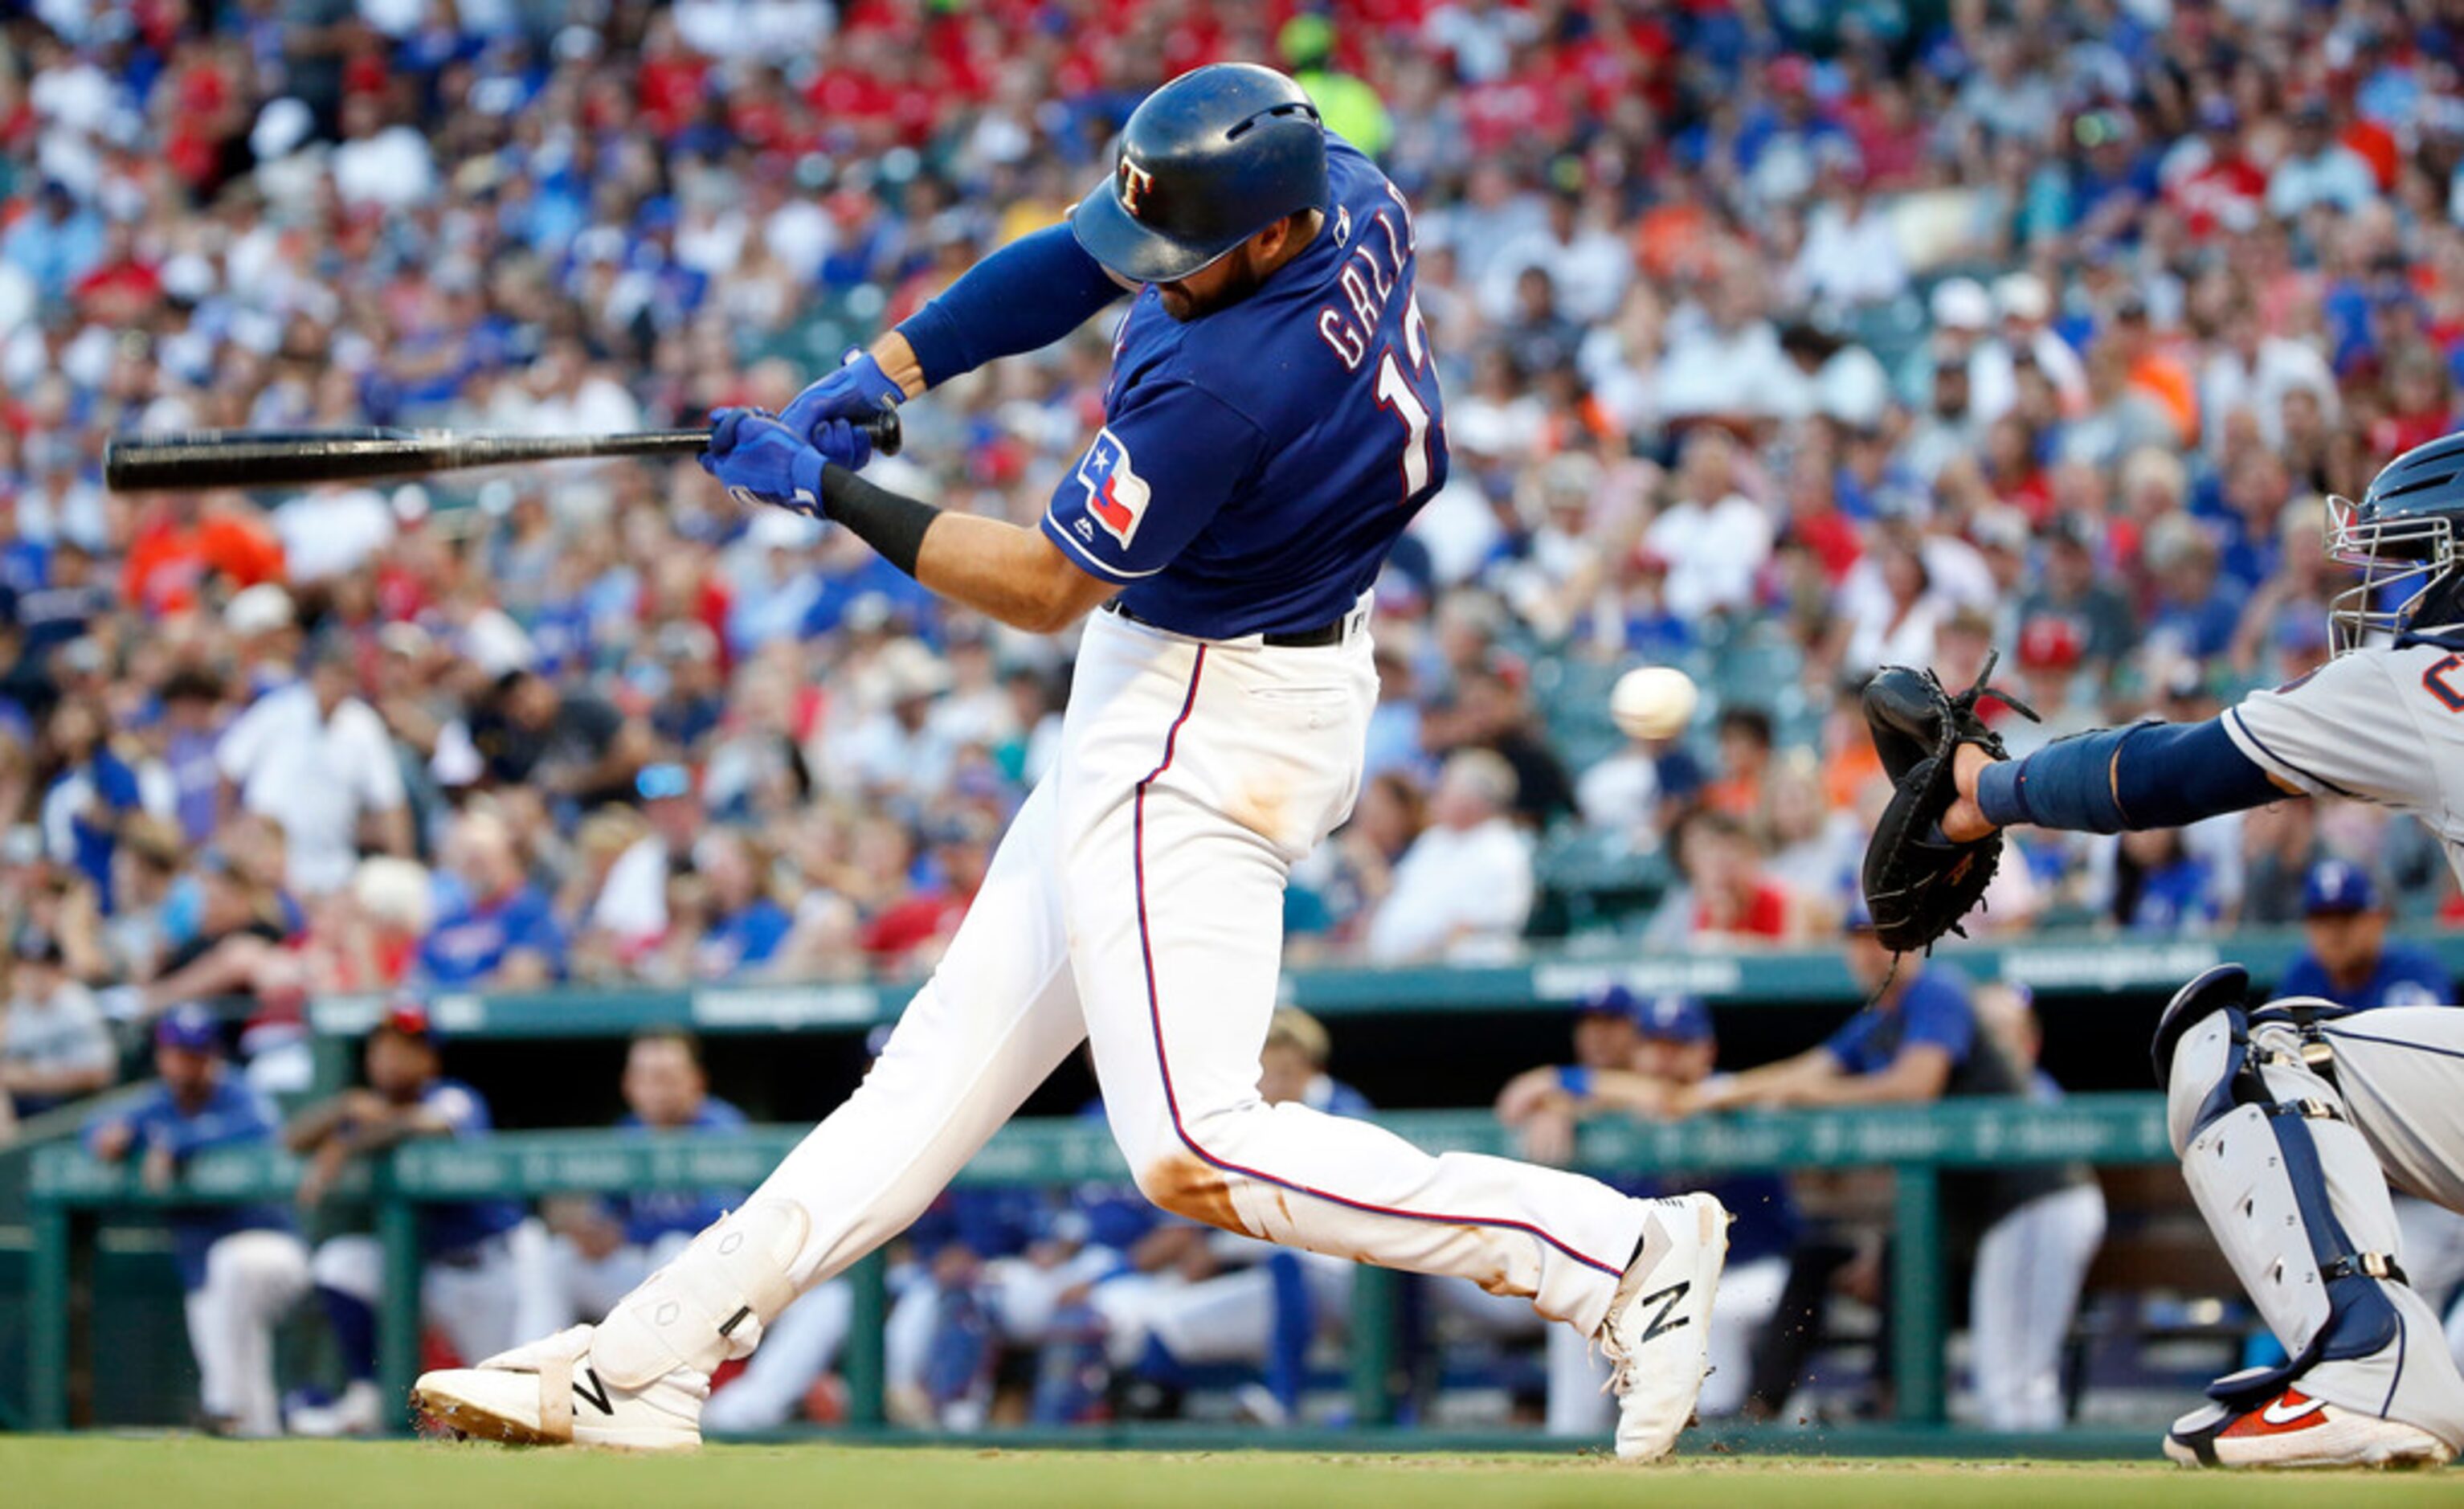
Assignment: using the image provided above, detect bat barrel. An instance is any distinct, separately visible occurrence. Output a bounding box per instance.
[102,411,897,494]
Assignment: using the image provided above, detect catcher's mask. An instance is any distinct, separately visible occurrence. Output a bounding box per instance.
[2327,430,2464,655]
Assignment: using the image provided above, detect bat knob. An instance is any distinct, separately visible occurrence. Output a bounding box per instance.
[863,400,902,460]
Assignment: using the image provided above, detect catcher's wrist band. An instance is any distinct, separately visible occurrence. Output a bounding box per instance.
[1980,717,2279,834]
[1979,725,2132,832]
[1556,1065,1593,1099]
[819,463,938,578]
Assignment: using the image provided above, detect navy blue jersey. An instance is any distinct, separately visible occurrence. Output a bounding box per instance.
[84,1073,295,1290]
[1825,966,2090,1224]
[400,1077,527,1257]
[1040,137,1447,640]
[612,1096,750,1246]
[1823,968,1978,1077]
[2278,940,2454,1012]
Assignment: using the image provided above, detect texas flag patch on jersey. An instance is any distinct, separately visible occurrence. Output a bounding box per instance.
[1076,427,1151,549]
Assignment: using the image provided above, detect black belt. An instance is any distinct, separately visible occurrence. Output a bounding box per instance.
[1105,600,1351,647]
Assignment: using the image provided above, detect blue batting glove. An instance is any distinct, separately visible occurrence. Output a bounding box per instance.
[810,415,872,472]
[701,407,827,517]
[780,346,905,448]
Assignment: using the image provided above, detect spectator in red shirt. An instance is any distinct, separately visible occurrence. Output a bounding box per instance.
[860,812,995,971]
[121,497,287,618]
[1677,812,1804,946]
[2164,98,2267,241]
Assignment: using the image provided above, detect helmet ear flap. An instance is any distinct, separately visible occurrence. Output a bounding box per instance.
[2409,562,2464,638]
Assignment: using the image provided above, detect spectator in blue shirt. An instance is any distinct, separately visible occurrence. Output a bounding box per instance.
[286,999,531,1437]
[1,182,104,302]
[84,1006,309,1436]
[686,831,792,982]
[2278,861,2454,1012]
[417,810,565,988]
[39,697,157,909]
[2111,825,2223,934]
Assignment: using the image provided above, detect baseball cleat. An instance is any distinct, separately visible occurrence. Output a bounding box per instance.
[2164,1387,2456,1469]
[411,1324,707,1450]
[1598,1191,1730,1462]
[286,1378,383,1437]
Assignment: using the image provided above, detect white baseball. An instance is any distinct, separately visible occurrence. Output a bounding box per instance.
[1609,665,1698,741]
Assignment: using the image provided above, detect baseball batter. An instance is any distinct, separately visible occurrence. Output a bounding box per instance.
[1869,431,2464,1467]
[413,63,1726,1460]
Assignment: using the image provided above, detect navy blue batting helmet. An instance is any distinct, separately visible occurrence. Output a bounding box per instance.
[1070,63,1329,284]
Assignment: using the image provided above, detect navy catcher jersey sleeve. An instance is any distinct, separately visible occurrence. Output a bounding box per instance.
[1040,379,1265,584]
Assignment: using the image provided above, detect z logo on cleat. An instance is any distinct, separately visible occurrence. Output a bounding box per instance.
[573,1368,615,1417]
[1637,1281,1693,1344]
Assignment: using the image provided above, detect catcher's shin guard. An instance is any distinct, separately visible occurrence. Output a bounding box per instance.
[2161,987,2464,1451]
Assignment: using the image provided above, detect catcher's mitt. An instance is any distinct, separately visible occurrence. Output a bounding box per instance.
[1859,651,2038,955]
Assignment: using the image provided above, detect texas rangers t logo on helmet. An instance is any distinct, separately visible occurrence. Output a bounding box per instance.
[1118,157,1156,219]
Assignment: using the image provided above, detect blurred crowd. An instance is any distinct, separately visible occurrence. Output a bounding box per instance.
[4,0,2464,1125]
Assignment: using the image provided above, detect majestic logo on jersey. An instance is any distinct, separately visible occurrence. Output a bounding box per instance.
[1119,158,1156,219]
[1077,428,1150,548]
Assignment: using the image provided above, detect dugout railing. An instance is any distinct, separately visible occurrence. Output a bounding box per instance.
[292,933,2303,1044]
[23,1095,2174,1437]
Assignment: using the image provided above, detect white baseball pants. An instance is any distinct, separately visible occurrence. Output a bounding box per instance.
[701,1281,855,1432]
[1968,1182,2108,1430]
[183,1229,311,1436]
[315,1224,541,1369]
[515,1230,693,1339]
[740,607,1646,1338]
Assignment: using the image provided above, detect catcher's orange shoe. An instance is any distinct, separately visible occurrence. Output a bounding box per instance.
[2165,1386,2454,1469]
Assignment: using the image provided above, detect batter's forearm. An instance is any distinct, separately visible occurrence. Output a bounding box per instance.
[819,463,940,575]
[893,224,1129,389]
[917,513,1115,632]
[1974,718,2288,833]
[819,465,1113,632]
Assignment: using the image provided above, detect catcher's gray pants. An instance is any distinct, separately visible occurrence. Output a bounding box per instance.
[2319,1008,2464,1213]
[2169,1004,2464,1446]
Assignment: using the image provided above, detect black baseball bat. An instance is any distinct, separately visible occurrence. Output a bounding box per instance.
[103,408,901,493]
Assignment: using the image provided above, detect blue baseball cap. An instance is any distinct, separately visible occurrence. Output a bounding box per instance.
[2303,861,2380,916]
[636,763,693,802]
[155,1004,221,1053]
[1575,984,1642,1023]
[1634,994,1714,1045]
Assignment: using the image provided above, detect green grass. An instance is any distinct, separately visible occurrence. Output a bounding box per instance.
[0,1438,2455,1509]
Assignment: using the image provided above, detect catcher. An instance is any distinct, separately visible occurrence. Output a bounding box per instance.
[1861,431,2464,1468]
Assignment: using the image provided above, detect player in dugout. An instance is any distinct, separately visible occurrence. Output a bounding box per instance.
[83,1005,310,1437]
